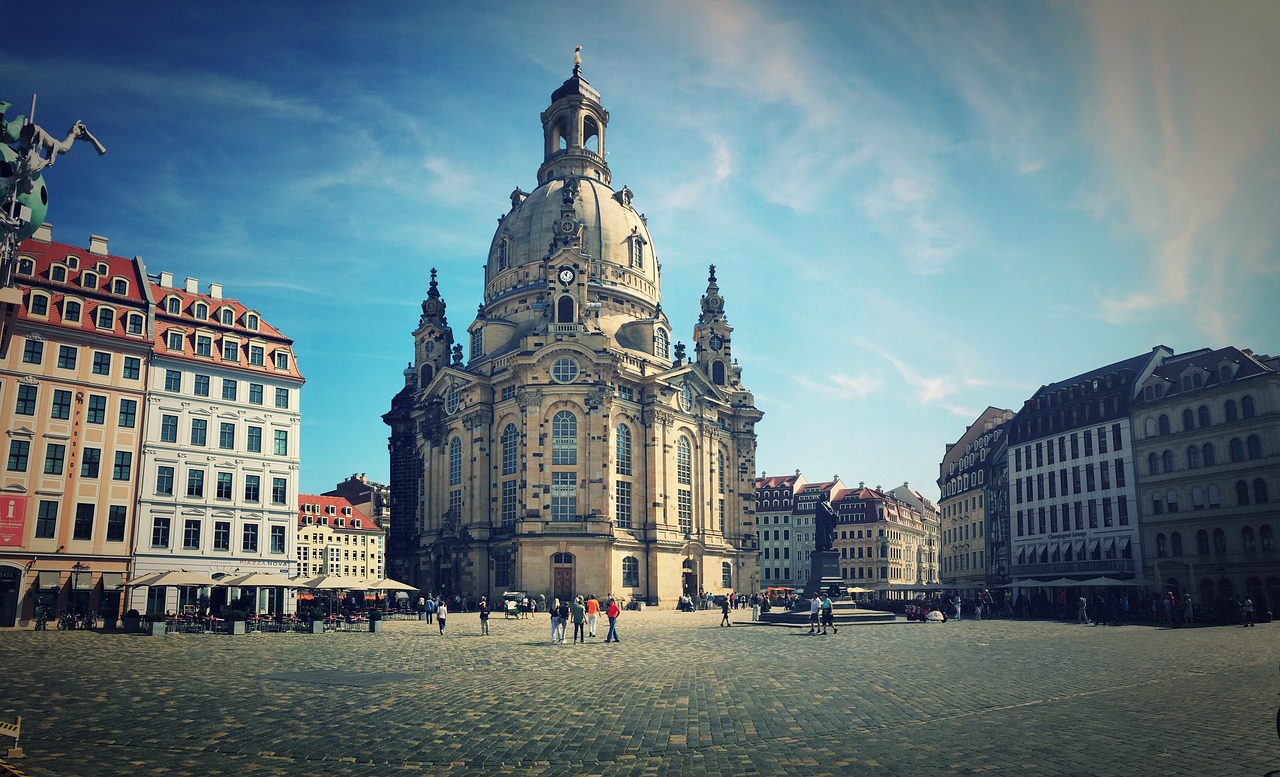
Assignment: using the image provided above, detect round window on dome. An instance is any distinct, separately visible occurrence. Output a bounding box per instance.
[552,357,579,384]
[445,384,460,414]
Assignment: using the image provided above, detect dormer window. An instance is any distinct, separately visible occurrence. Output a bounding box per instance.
[166,330,184,351]
[246,313,259,330]
[222,339,239,361]
[497,238,510,270]
[1220,365,1234,382]
[353,520,361,528]
[112,278,128,294]
[274,351,290,370]
[628,231,645,268]
[167,297,180,315]
[343,506,352,516]
[194,303,208,320]
[28,293,49,317]
[654,328,669,360]
[326,505,336,515]
[17,257,33,275]
[220,308,233,326]
[127,314,144,335]
[63,300,81,322]
[65,255,78,269]
[195,334,212,356]
[51,266,66,282]
[96,308,115,329]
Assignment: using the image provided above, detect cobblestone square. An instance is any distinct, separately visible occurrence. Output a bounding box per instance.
[1,611,1277,776]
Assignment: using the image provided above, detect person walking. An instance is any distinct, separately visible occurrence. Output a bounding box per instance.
[1077,595,1090,625]
[556,598,570,642]
[586,595,599,638]
[604,596,621,643]
[437,598,448,635]
[571,596,587,643]
[1243,596,1255,627]
[821,593,837,635]
[550,598,563,643]
[424,595,435,624]
[808,594,820,634]
[478,595,490,635]
[1182,592,1194,625]
[720,596,732,627]
[751,593,760,622]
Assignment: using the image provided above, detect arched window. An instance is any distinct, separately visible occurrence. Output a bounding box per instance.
[654,329,669,360]
[1262,525,1274,552]
[1242,395,1256,418]
[615,424,632,476]
[1166,489,1179,513]
[712,360,725,385]
[502,424,519,475]
[1213,529,1227,554]
[64,300,81,322]
[1247,435,1262,459]
[1208,484,1222,508]
[246,313,259,330]
[166,297,180,315]
[1158,414,1171,434]
[1255,479,1269,504]
[1236,480,1250,506]
[449,437,462,486]
[1243,526,1257,552]
[722,561,732,588]
[1171,532,1183,556]
[553,552,573,564]
[97,308,114,329]
[1162,450,1175,473]
[1191,486,1206,510]
[1203,443,1216,466]
[622,556,639,588]
[1186,446,1200,469]
[556,296,574,323]
[112,278,127,294]
[1197,530,1210,555]
[552,411,577,465]
[1229,438,1244,462]
[1198,405,1211,427]
[1151,493,1163,514]
[1182,409,1195,431]
[194,303,208,320]
[81,271,97,288]
[221,309,233,326]
[1144,417,1156,437]
[717,449,726,494]
[127,314,144,335]
[1156,533,1167,557]
[677,436,692,485]
[1225,400,1238,422]
[1147,453,1159,476]
[419,364,433,388]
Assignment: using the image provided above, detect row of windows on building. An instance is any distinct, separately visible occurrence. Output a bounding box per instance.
[945,521,984,545]
[1016,497,1132,536]
[297,534,379,546]
[1016,396,1124,441]
[1015,425,1124,472]
[1142,396,1258,437]
[1016,539,1133,566]
[1016,458,1128,503]
[161,369,291,407]
[1149,479,1270,513]
[7,439,135,481]
[153,466,288,504]
[158,295,262,331]
[13,384,138,427]
[944,550,984,573]
[1146,436,1263,474]
[1153,525,1274,557]
[488,554,731,590]
[162,327,289,369]
[155,415,289,456]
[21,338,144,377]
[24,291,147,335]
[149,516,286,554]
[28,500,127,542]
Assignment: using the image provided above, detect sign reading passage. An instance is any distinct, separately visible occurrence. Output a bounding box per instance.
[0,495,28,546]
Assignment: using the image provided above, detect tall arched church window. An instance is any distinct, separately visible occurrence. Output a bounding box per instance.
[1242,395,1256,418]
[502,424,519,475]
[1182,409,1195,431]
[498,239,509,270]
[556,296,574,324]
[1158,415,1171,434]
[449,437,462,486]
[677,436,692,485]
[722,562,732,588]
[552,411,577,465]
[654,329,669,360]
[1236,480,1250,506]
[718,450,726,494]
[1198,405,1211,427]
[712,360,725,385]
[1225,400,1238,422]
[622,556,639,587]
[615,424,632,476]
[1247,435,1262,459]
[420,364,433,388]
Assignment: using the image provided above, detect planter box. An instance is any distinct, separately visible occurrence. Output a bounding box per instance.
[308,620,324,634]
[369,620,384,633]
[230,620,246,635]
[148,620,167,636]
[122,617,141,632]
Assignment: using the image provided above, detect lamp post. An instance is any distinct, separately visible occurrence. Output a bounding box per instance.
[70,561,89,615]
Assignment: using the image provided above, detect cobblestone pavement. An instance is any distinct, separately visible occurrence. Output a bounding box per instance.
[1,610,1278,776]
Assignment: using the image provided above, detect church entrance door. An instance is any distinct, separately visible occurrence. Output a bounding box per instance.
[552,552,574,602]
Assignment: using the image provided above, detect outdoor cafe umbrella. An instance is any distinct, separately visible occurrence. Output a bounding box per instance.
[138,570,222,587]
[363,577,418,593]
[295,575,362,615]
[219,572,294,588]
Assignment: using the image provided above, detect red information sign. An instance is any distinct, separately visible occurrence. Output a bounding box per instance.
[0,495,28,546]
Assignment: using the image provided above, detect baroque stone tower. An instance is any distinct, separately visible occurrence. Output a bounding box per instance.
[385,59,763,606]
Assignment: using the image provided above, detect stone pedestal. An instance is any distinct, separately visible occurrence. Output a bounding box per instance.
[805,549,844,598]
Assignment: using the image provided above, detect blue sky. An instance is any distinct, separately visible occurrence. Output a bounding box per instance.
[4,2,1277,500]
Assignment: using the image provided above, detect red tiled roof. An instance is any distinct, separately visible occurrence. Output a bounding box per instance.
[297,494,382,533]
[14,236,150,345]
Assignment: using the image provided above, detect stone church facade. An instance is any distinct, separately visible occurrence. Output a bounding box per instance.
[385,63,762,607]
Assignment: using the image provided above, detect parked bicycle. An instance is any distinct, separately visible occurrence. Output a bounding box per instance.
[56,611,77,630]
[79,610,97,630]
[33,605,49,630]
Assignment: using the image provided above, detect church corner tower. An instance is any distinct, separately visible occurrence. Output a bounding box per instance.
[386,54,763,605]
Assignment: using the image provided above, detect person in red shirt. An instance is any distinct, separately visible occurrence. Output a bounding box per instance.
[604,596,621,643]
[585,594,600,638]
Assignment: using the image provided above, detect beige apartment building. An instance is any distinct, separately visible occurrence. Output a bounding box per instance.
[938,407,1013,591]
[295,494,384,581]
[0,225,150,625]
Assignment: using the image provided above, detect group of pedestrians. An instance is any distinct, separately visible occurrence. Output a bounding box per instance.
[807,593,838,635]
[548,594,621,644]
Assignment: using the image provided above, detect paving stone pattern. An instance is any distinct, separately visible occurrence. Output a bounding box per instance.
[1,611,1277,776]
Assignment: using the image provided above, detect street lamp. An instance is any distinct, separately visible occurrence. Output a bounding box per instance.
[70,561,89,615]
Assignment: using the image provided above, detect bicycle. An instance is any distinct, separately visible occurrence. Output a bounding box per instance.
[79,611,97,630]
[56,611,77,630]
[33,606,48,631]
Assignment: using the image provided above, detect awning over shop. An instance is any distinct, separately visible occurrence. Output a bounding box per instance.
[37,570,60,589]
[72,572,94,590]
[101,572,123,589]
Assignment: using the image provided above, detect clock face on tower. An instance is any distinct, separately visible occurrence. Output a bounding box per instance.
[558,267,576,285]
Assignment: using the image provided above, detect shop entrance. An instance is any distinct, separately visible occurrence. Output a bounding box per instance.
[0,566,19,627]
[682,559,697,597]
